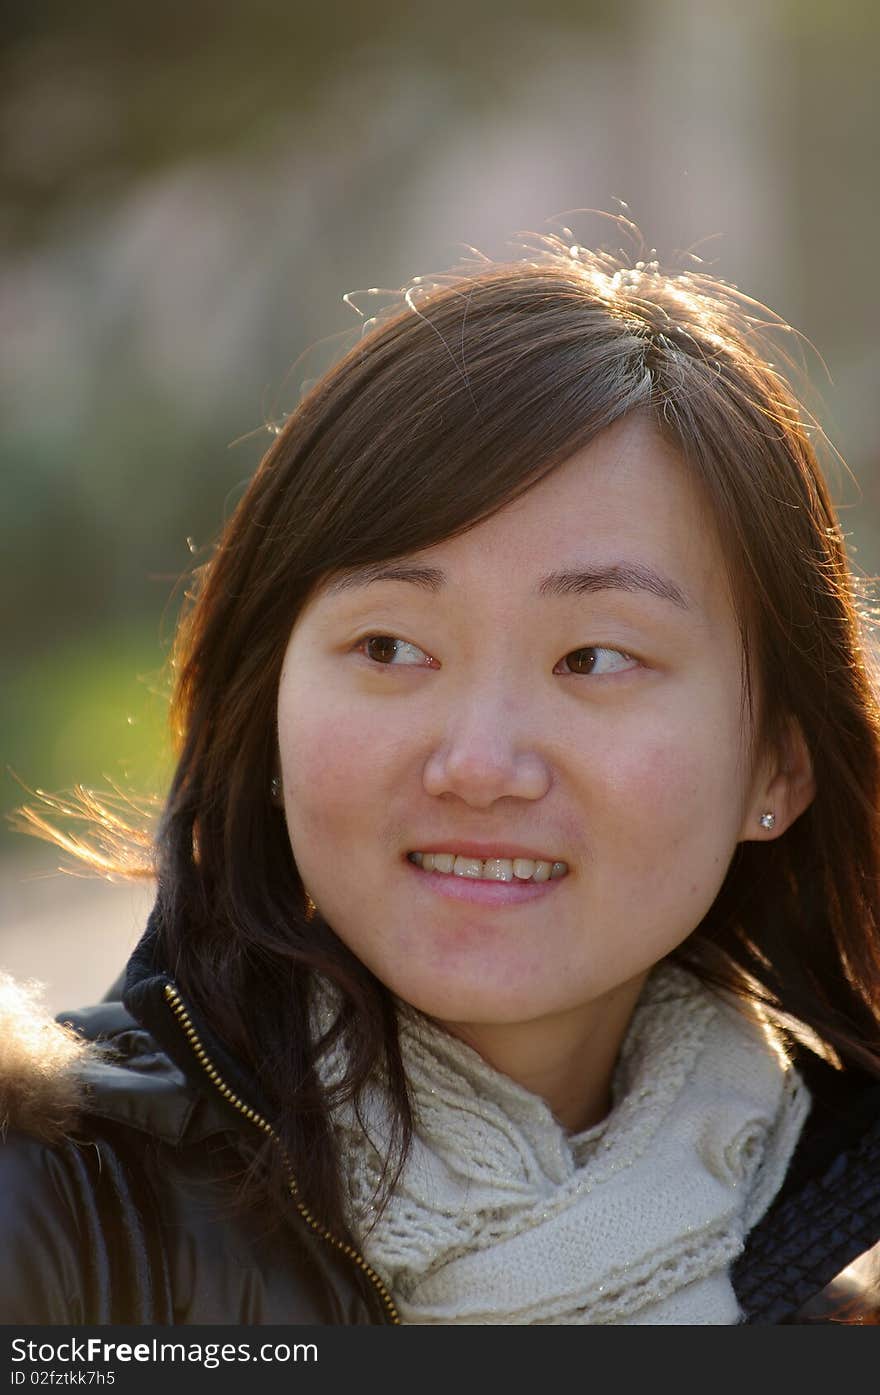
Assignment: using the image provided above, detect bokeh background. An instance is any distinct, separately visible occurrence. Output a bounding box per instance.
[4,0,880,1011]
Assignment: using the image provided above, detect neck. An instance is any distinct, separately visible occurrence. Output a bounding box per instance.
[440,972,649,1133]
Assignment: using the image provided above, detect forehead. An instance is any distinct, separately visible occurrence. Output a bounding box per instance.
[324,415,732,625]
[474,417,713,578]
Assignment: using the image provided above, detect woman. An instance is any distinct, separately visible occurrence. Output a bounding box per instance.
[2,231,880,1325]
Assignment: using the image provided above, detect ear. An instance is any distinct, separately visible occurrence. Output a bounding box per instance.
[739,718,816,842]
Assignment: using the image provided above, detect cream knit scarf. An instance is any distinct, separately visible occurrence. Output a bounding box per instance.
[319,964,810,1325]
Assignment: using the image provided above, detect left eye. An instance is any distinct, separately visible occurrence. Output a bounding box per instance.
[361,635,432,665]
[555,647,636,676]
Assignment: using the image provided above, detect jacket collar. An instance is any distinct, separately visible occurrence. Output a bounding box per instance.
[117,901,276,1141]
[28,902,275,1149]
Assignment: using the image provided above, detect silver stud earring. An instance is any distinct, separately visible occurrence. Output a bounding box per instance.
[758,811,776,830]
[270,775,282,804]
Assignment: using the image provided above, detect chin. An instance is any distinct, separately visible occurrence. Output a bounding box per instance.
[383,973,561,1029]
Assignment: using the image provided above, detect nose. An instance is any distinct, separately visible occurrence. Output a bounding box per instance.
[421,688,552,808]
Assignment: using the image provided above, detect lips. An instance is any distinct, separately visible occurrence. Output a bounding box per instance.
[404,850,566,905]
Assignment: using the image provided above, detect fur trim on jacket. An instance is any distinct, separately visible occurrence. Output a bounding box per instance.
[0,972,105,1145]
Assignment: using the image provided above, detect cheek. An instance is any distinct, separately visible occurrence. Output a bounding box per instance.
[279,688,400,842]
[598,714,749,886]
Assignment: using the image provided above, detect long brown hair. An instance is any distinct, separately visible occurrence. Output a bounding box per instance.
[26,231,880,1239]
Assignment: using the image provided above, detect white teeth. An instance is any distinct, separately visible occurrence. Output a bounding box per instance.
[453,856,483,878]
[482,858,514,881]
[409,851,568,883]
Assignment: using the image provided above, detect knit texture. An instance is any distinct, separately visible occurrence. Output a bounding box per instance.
[319,964,810,1324]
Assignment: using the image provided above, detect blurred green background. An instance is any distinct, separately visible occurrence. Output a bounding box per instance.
[3,0,880,865]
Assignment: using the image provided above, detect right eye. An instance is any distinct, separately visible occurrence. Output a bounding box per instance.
[359,634,434,666]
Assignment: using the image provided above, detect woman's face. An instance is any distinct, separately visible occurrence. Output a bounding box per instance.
[277,414,774,1032]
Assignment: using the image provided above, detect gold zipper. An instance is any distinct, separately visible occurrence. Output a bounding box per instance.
[163,981,401,1325]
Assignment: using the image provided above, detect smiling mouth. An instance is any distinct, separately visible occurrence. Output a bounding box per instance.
[407,852,568,884]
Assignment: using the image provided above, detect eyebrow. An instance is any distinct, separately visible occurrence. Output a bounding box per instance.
[323,560,691,610]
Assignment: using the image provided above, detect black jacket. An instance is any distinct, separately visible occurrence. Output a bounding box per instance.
[2,912,879,1325]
